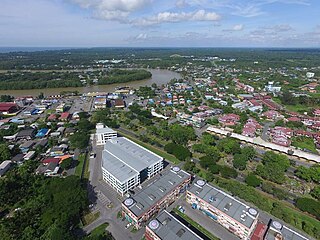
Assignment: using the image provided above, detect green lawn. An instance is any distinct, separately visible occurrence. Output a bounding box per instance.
[292,137,317,153]
[75,154,86,177]
[173,208,220,240]
[82,211,100,226]
[118,130,180,164]
[89,222,109,237]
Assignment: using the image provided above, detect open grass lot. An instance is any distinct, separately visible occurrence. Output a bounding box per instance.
[292,136,317,153]
[82,211,100,226]
[172,208,220,240]
[118,130,180,164]
[75,154,86,177]
[89,222,109,237]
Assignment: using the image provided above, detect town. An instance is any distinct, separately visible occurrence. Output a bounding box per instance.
[0,48,319,240]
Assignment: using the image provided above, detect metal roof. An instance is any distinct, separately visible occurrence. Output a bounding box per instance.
[148,210,203,240]
[102,150,138,182]
[265,221,310,240]
[188,180,258,229]
[123,168,190,217]
[102,137,163,183]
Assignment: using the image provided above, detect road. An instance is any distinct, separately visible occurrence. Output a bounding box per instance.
[261,121,274,141]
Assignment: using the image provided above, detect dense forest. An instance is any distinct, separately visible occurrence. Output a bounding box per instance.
[98,69,152,85]
[0,48,319,70]
[0,69,151,90]
[0,159,89,239]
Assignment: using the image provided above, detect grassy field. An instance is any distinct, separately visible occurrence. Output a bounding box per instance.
[173,208,220,240]
[118,130,180,164]
[75,154,86,177]
[292,137,317,153]
[82,211,100,226]
[89,222,109,237]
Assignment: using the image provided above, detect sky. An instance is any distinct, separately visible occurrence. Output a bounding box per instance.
[0,0,319,48]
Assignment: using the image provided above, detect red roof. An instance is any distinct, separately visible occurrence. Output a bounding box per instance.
[287,117,300,122]
[59,112,70,119]
[48,114,57,120]
[0,102,18,111]
[251,223,267,240]
[42,157,61,164]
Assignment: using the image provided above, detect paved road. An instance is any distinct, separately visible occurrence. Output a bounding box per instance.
[261,121,274,141]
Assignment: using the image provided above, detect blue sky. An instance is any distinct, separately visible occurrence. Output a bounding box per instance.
[0,0,319,47]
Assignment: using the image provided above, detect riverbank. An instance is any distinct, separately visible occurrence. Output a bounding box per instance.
[0,69,180,97]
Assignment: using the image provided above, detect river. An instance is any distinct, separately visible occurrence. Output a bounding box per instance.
[0,69,181,97]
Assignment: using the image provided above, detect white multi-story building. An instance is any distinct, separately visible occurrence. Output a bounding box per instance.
[101,137,163,196]
[96,123,117,145]
[187,179,259,240]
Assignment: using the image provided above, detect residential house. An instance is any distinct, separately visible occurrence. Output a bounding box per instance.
[16,128,36,140]
[0,161,12,177]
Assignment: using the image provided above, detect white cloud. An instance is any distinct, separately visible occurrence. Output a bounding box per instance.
[233,24,244,31]
[70,0,151,21]
[223,24,244,32]
[175,0,189,8]
[136,33,148,39]
[133,10,221,26]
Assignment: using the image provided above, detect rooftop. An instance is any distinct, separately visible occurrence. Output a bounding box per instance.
[123,167,190,217]
[148,210,203,240]
[265,220,309,240]
[102,137,163,183]
[188,180,259,229]
[96,124,117,134]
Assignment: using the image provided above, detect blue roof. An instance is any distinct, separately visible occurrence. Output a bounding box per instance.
[36,128,49,138]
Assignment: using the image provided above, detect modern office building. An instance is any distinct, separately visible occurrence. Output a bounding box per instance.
[95,123,117,145]
[264,220,309,240]
[145,210,203,240]
[187,179,259,240]
[122,166,191,229]
[101,137,163,196]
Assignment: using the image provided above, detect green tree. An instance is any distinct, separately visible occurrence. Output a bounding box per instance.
[245,174,262,187]
[168,124,196,145]
[220,166,238,179]
[233,154,247,170]
[0,144,11,163]
[69,132,90,149]
[311,186,320,200]
[183,161,199,174]
[256,151,290,184]
[217,138,241,155]
[295,198,320,219]
[59,157,73,170]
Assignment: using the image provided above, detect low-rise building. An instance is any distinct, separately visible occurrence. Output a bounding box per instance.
[187,179,259,240]
[96,123,117,145]
[56,103,66,113]
[0,160,12,177]
[16,128,36,140]
[102,137,164,196]
[0,103,19,115]
[264,220,309,240]
[145,210,203,240]
[122,166,191,229]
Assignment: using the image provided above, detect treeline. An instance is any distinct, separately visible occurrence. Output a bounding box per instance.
[98,69,151,85]
[0,161,88,240]
[0,71,83,90]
